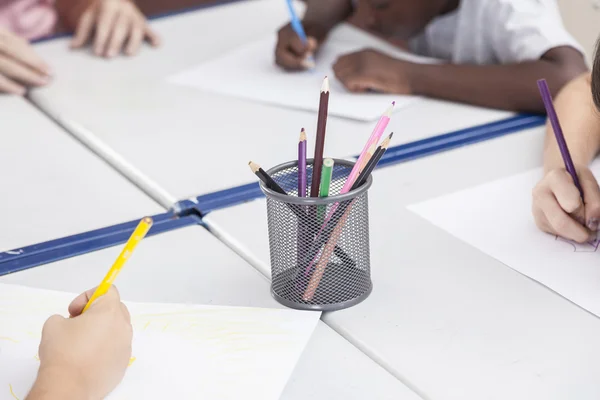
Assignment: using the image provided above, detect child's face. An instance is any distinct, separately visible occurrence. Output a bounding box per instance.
[360,0,442,39]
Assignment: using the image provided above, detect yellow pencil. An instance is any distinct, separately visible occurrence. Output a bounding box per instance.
[82,217,153,313]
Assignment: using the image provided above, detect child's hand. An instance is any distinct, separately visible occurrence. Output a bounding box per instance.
[32,286,132,400]
[333,49,413,94]
[275,22,325,70]
[65,0,159,57]
[532,167,600,243]
[0,28,51,95]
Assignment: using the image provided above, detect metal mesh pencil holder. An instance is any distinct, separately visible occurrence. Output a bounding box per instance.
[261,159,372,311]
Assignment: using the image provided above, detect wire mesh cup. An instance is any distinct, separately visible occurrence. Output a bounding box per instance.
[261,159,373,311]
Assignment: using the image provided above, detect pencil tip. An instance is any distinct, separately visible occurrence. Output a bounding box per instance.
[248,161,260,173]
[321,76,330,93]
[299,129,307,141]
[384,102,395,117]
[389,132,394,139]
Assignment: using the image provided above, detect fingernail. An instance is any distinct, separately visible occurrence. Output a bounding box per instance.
[588,218,599,231]
[107,50,117,58]
[301,56,316,70]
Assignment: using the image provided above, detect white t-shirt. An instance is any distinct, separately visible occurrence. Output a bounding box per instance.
[406,0,583,64]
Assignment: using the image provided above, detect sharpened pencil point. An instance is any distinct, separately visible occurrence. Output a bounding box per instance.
[381,132,394,149]
[249,161,260,174]
[300,128,307,142]
[384,102,395,117]
[321,76,330,93]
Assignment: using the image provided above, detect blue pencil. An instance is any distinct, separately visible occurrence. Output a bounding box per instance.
[285,0,315,68]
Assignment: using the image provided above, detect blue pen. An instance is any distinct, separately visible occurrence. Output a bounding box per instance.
[285,0,316,68]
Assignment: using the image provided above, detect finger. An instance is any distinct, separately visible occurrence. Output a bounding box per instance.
[106,12,131,57]
[541,192,590,243]
[287,34,309,57]
[547,170,585,225]
[2,37,51,76]
[71,9,95,49]
[306,36,318,53]
[579,169,600,230]
[0,55,48,86]
[144,24,160,48]
[41,314,65,338]
[125,25,144,56]
[94,5,118,56]
[0,73,25,95]
[275,46,305,71]
[120,302,131,323]
[68,287,97,317]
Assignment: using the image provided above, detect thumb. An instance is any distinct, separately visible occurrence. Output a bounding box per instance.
[306,37,318,53]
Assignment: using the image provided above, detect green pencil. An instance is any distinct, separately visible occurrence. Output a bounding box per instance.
[318,158,334,224]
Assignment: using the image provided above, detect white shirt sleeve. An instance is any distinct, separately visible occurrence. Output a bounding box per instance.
[487,0,584,63]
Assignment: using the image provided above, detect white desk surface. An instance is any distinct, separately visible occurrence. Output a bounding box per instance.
[30,0,512,207]
[0,96,162,252]
[1,225,420,400]
[205,126,600,399]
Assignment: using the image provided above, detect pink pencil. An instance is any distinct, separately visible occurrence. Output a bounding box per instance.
[341,101,394,193]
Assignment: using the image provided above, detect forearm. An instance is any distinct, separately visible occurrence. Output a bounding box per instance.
[409,58,585,113]
[542,73,600,172]
[27,367,91,400]
[303,0,353,31]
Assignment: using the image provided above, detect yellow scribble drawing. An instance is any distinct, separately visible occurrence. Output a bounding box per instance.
[129,357,136,367]
[34,354,40,362]
[162,323,170,332]
[0,337,18,343]
[143,321,151,330]
[9,384,20,400]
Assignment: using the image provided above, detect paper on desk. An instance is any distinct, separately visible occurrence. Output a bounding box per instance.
[0,283,320,400]
[408,160,600,317]
[167,32,430,121]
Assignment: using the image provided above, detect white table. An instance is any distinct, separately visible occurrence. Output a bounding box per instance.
[0,96,163,252]
[29,0,512,208]
[204,125,600,399]
[1,225,421,400]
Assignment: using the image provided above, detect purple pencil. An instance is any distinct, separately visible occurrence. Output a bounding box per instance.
[537,79,583,198]
[298,128,307,197]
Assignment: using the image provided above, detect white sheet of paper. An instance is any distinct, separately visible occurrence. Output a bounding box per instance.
[167,33,427,121]
[408,160,600,318]
[0,284,320,400]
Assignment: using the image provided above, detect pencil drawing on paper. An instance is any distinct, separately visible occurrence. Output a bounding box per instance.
[556,232,600,252]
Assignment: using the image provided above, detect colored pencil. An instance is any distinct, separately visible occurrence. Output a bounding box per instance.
[537,79,583,198]
[317,158,334,223]
[249,161,353,266]
[285,0,315,68]
[82,217,153,313]
[341,102,394,193]
[310,77,330,198]
[303,134,394,300]
[301,133,395,278]
[298,128,307,197]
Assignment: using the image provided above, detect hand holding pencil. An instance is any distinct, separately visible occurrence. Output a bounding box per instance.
[533,79,600,244]
[35,286,132,400]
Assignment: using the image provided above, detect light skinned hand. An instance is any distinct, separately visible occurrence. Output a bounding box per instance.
[35,286,132,399]
[532,166,600,243]
[69,0,160,57]
[0,27,51,95]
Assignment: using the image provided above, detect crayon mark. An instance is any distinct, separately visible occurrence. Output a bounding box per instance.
[0,337,18,343]
[9,384,19,400]
[129,357,136,367]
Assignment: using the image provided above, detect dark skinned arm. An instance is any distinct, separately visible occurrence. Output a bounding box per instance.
[410,47,587,113]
